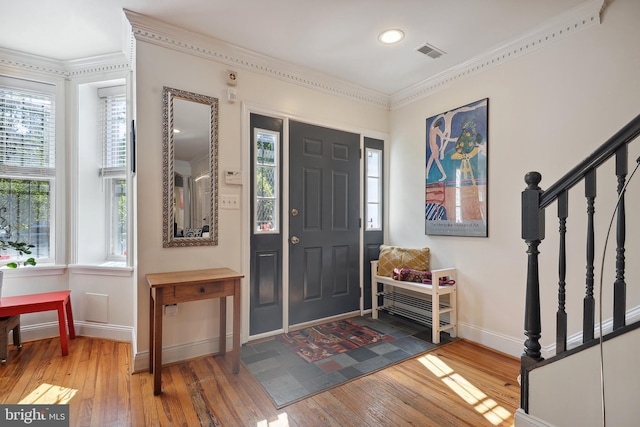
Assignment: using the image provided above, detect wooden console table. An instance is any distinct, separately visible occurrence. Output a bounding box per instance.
[0,290,76,357]
[146,268,243,395]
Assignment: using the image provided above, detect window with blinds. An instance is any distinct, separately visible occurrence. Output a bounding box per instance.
[0,80,55,260]
[0,85,55,175]
[98,86,127,258]
[99,87,126,175]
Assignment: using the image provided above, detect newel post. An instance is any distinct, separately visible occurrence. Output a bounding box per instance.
[521,172,545,412]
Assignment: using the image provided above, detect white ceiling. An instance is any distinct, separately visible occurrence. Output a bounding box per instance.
[3,0,591,95]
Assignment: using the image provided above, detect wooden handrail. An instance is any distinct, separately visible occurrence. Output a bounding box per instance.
[539,113,640,208]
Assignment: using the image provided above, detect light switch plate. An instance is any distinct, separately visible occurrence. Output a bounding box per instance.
[221,194,240,210]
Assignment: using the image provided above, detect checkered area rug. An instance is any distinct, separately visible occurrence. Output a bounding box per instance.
[241,314,455,408]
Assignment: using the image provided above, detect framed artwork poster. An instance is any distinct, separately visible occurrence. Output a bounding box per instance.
[425,98,488,236]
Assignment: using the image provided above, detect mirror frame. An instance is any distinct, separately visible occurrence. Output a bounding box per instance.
[162,86,219,247]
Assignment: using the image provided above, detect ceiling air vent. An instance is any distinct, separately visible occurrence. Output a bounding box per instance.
[416,43,445,59]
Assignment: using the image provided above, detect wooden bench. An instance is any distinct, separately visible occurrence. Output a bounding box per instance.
[371,260,457,344]
[0,315,21,363]
[0,290,75,358]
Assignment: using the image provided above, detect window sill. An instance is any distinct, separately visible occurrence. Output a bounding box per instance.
[68,264,134,277]
[1,264,67,278]
[0,263,134,278]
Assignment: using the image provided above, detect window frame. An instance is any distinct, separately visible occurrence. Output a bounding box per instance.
[253,128,280,235]
[105,177,127,260]
[99,88,127,260]
[0,75,58,266]
[365,147,383,231]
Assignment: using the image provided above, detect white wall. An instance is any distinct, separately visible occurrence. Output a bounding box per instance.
[134,40,389,368]
[388,0,640,358]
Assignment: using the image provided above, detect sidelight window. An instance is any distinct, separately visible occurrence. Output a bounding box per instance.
[254,129,279,233]
[365,148,382,230]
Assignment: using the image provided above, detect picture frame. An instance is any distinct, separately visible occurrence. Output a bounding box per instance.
[425,98,488,237]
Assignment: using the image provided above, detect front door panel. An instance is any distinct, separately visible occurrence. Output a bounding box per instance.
[289,121,360,325]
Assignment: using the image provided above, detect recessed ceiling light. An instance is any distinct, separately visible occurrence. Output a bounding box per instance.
[378,29,404,44]
[378,29,404,45]
[173,128,181,133]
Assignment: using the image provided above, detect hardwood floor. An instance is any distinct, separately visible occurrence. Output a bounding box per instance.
[0,336,520,426]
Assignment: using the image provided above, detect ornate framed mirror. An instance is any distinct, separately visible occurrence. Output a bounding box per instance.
[162,86,218,247]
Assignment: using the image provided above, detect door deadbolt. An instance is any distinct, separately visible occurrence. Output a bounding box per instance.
[290,236,300,245]
[291,208,298,216]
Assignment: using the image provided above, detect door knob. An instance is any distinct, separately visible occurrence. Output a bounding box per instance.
[290,236,300,245]
[291,208,298,217]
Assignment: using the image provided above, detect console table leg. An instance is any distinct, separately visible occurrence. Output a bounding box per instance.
[232,279,240,374]
[153,289,164,395]
[148,289,154,374]
[219,297,227,356]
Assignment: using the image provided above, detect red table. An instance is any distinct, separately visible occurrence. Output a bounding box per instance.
[0,290,76,356]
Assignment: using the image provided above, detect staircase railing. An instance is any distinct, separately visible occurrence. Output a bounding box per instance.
[520,113,640,413]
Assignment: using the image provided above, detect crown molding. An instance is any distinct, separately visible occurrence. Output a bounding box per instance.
[122,14,136,67]
[0,47,130,81]
[64,53,130,79]
[125,1,601,112]
[124,9,391,110]
[390,0,602,109]
[2,1,602,109]
[0,48,68,79]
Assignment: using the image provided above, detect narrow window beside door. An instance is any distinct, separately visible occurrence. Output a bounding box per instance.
[366,148,382,230]
[254,129,279,234]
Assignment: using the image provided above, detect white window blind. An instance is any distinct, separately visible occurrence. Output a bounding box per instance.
[97,85,127,259]
[0,85,55,177]
[0,79,55,260]
[99,86,126,175]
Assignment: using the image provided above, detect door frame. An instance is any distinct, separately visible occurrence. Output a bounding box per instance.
[241,102,388,343]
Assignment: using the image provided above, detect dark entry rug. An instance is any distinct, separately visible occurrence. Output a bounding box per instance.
[277,318,396,363]
[240,313,456,408]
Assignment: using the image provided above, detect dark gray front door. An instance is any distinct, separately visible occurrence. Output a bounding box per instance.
[288,121,360,325]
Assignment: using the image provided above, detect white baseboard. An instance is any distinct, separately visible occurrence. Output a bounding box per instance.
[457,321,524,358]
[14,320,134,344]
[457,305,640,359]
[74,321,134,342]
[132,334,233,373]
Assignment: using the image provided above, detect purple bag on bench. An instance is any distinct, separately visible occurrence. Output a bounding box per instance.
[392,267,455,285]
